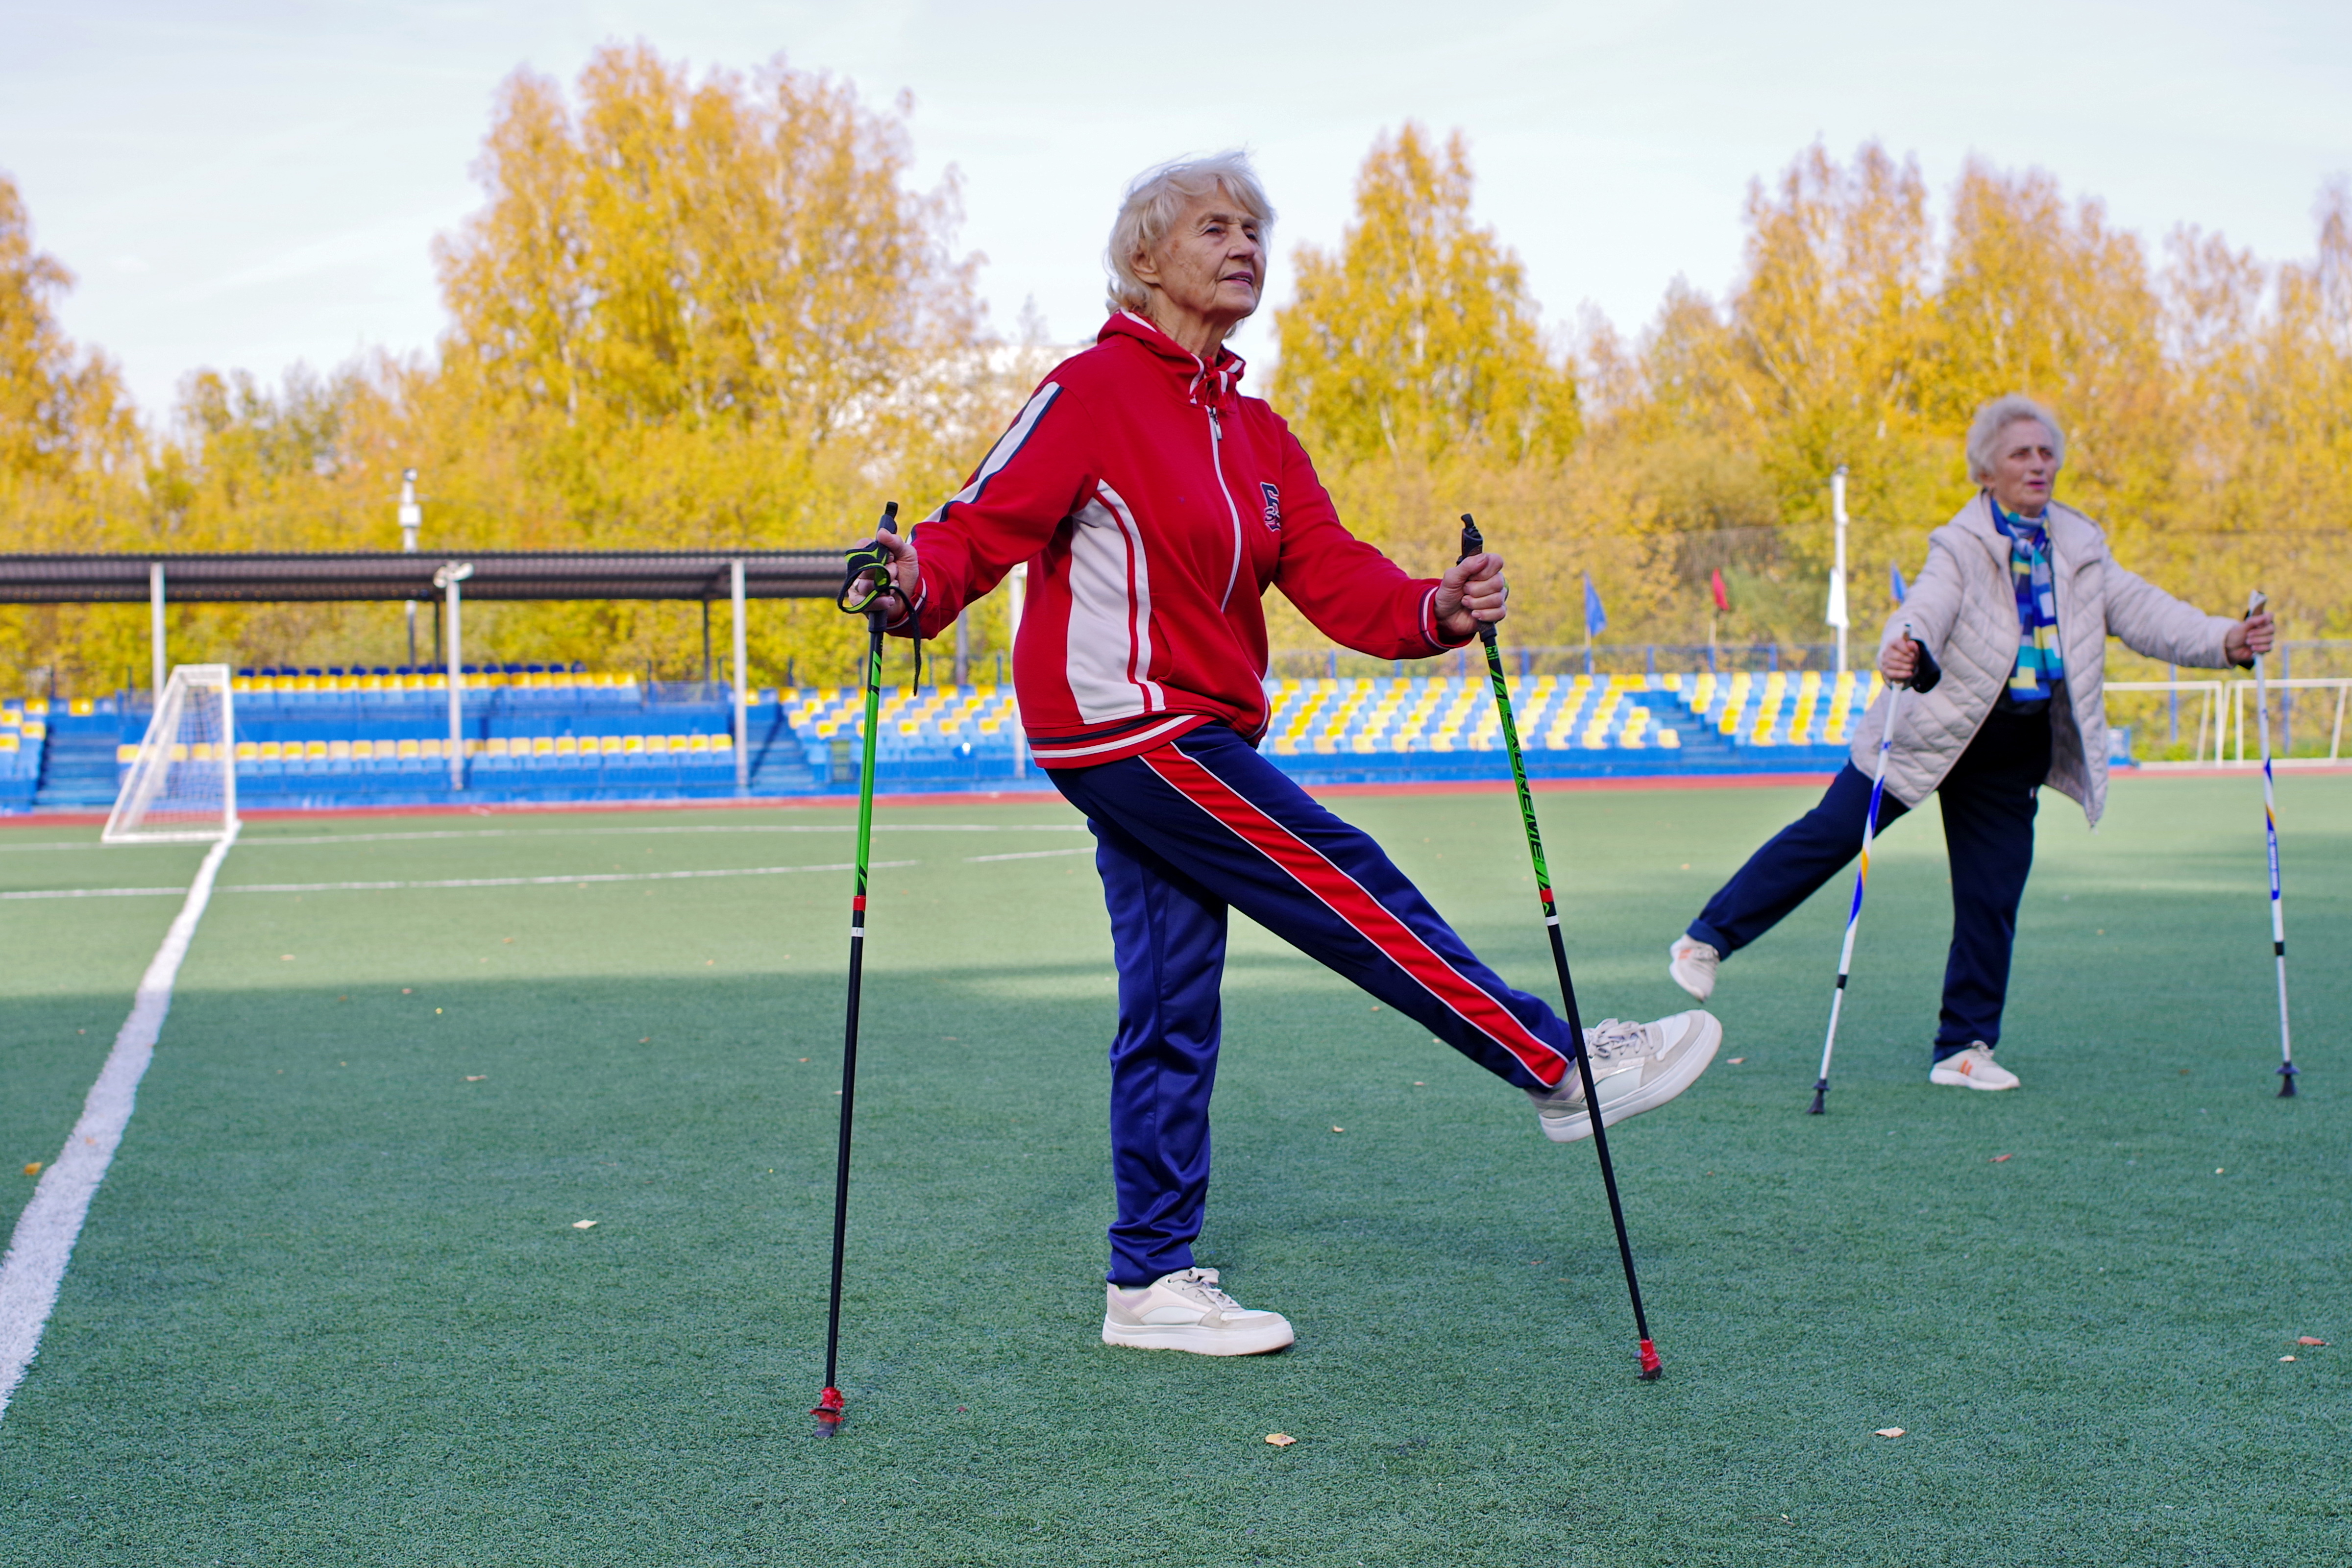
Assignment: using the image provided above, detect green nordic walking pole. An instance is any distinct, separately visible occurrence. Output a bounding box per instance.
[1458,514,1661,1381]
[812,500,904,1435]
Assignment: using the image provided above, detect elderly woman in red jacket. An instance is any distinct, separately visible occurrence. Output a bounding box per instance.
[860,152,1719,1356]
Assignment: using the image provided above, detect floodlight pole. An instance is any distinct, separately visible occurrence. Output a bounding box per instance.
[400,468,422,667]
[149,562,167,697]
[1829,466,1852,676]
[434,562,473,791]
[731,558,748,796]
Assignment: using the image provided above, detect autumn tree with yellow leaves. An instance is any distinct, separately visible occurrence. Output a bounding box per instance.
[4,68,2349,695]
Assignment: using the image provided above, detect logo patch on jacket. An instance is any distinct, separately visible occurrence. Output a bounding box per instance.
[1259,483,1281,530]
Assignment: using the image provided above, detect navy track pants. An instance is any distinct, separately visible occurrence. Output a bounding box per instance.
[1687,705,2052,1056]
[1050,723,1581,1287]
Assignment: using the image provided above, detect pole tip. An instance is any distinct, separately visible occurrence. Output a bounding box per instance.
[1637,1340,1663,1380]
[2278,1062,2299,1098]
[811,1386,845,1434]
[1808,1080,1828,1115]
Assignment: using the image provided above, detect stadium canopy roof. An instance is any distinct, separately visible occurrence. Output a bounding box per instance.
[0,550,845,604]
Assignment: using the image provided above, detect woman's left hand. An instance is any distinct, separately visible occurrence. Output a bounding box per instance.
[2224,608,2276,667]
[1435,552,1508,639]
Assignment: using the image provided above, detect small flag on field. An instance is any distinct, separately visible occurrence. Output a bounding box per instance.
[1584,573,1608,638]
[1891,564,1908,604]
[1710,567,1731,613]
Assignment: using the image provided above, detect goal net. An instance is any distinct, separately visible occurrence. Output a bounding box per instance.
[102,663,240,844]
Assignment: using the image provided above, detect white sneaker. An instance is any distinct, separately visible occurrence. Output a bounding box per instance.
[1928,1043,2018,1091]
[1667,937,1720,1001]
[1528,1010,1722,1144]
[1101,1268,1295,1356]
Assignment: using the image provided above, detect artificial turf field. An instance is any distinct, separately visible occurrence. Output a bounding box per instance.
[0,773,2346,1566]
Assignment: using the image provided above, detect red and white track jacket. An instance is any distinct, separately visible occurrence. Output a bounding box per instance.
[905,311,1469,768]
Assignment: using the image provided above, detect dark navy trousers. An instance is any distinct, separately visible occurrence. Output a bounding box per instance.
[1688,705,2053,1057]
[1051,723,1581,1287]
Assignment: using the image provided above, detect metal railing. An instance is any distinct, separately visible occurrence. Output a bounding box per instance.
[2109,678,2351,766]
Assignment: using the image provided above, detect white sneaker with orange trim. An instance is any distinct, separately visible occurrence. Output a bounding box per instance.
[1667,936,1720,1001]
[1929,1043,2019,1091]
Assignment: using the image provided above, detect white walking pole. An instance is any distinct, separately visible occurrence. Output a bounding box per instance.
[2248,590,2296,1097]
[1809,629,1918,1115]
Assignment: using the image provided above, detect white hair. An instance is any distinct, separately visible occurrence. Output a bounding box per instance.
[1104,151,1276,317]
[1966,394,2066,481]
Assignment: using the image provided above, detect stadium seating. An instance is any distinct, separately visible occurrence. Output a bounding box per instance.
[1649,669,1884,749]
[1,663,1883,812]
[0,701,44,811]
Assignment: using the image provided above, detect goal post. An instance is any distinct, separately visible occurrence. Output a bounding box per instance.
[102,664,240,844]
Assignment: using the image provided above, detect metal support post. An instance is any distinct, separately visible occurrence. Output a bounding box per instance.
[731,559,749,795]
[1828,466,1851,677]
[435,563,474,790]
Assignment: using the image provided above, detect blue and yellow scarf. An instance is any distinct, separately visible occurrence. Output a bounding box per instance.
[1988,496,2062,710]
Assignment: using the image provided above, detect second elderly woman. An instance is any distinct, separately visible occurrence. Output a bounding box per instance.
[1669,395,2274,1088]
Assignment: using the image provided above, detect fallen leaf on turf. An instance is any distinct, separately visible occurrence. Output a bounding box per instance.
[1873,1428,1905,1439]
[1991,1153,2012,1163]
[464,1076,486,1082]
[2298,1337,2328,1346]
[2280,1355,2296,1362]
[2216,1168,2226,1175]
[1331,1126,1345,1133]
[280,955,294,961]
[639,1037,650,1044]
[435,1008,442,1015]
[1265,1433,1296,1447]
[572,1220,598,1229]
[1728,1057,1745,1065]
[22,1163,40,1176]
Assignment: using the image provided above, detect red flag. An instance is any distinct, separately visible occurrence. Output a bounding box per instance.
[1710,567,1731,613]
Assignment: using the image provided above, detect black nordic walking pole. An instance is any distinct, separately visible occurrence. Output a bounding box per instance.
[1458,514,1661,1381]
[1808,626,1936,1115]
[812,500,904,1435]
[2248,589,2297,1097]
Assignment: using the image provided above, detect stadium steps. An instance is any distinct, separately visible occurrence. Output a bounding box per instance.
[36,728,125,810]
[744,708,819,795]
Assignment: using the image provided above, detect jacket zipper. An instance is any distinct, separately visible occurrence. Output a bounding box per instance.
[1207,405,1244,612]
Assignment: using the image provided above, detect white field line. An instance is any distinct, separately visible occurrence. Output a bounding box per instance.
[0,823,1086,853]
[963,847,1095,862]
[0,831,238,1421]
[0,860,920,900]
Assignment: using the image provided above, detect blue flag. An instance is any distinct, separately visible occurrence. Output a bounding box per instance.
[1583,572,1608,638]
[1890,563,1908,604]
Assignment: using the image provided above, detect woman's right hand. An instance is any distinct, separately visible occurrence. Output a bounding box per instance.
[1879,635,1918,684]
[849,527,921,622]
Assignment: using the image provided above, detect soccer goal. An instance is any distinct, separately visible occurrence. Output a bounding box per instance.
[102,663,240,844]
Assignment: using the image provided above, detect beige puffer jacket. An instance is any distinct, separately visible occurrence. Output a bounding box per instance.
[1849,493,2239,827]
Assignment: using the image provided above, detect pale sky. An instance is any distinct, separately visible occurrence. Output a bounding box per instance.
[5,0,2348,419]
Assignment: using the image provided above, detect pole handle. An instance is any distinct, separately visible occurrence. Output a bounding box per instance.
[1457,514,1499,648]
[838,502,904,615]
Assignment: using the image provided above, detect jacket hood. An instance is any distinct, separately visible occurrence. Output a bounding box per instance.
[1098,311,1247,407]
